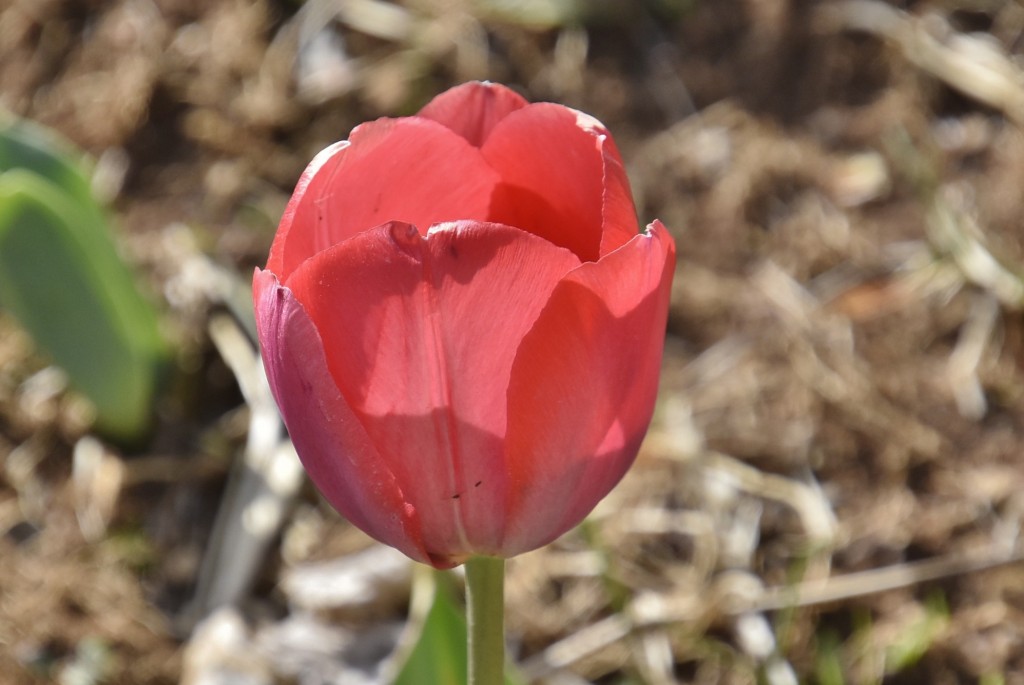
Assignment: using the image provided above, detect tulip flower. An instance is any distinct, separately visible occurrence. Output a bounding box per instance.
[254,82,675,571]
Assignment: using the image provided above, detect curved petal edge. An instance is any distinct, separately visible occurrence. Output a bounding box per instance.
[501,221,676,555]
[254,268,448,567]
[417,81,529,148]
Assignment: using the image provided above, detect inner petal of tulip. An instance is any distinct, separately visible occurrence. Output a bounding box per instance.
[487,182,600,262]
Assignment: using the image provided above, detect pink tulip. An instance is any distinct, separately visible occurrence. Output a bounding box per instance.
[254,82,675,568]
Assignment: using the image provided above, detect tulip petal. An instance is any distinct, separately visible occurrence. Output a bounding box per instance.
[253,268,438,566]
[483,104,639,262]
[265,140,347,280]
[417,81,529,148]
[286,221,581,558]
[597,133,643,257]
[267,118,500,283]
[502,221,675,555]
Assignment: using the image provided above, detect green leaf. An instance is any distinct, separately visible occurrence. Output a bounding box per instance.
[390,568,524,685]
[393,571,467,685]
[814,630,847,685]
[0,168,167,442]
[884,591,948,675]
[0,114,96,210]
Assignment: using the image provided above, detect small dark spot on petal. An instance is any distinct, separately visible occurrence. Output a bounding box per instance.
[474,481,482,487]
[452,493,460,500]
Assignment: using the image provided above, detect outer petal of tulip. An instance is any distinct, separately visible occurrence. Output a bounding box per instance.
[417,81,529,148]
[253,268,435,565]
[483,102,639,262]
[267,117,500,282]
[285,220,581,563]
[501,221,675,555]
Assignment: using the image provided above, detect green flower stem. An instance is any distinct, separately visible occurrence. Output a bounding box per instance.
[465,555,506,685]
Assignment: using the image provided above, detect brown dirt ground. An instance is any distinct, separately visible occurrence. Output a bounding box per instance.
[3,0,1024,683]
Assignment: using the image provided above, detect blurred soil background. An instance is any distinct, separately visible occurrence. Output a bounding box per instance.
[2,0,1024,683]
